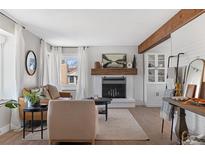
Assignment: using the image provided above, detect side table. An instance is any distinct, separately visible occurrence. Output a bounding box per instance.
[23,106,47,139]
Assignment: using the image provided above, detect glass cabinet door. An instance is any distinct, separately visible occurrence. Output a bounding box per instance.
[148,55,155,68]
[157,69,165,82]
[148,69,155,82]
[147,54,166,83]
[158,54,165,68]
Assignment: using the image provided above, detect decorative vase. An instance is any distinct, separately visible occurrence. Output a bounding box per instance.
[26,100,32,108]
[132,55,136,68]
[95,61,101,68]
[127,62,132,68]
[26,99,40,108]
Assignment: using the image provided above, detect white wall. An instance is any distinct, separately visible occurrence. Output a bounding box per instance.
[0,105,10,135]
[86,46,144,104]
[171,13,205,135]
[23,29,40,88]
[62,47,78,55]
[0,14,14,34]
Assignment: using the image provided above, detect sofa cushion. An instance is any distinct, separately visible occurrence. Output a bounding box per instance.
[47,84,60,99]
[43,87,51,99]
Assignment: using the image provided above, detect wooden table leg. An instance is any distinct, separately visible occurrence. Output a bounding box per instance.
[175,107,188,144]
[161,119,164,134]
[170,105,175,141]
[105,103,108,121]
[31,112,34,133]
[23,111,26,138]
[41,110,43,139]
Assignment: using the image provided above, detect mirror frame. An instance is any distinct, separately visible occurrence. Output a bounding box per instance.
[25,50,37,76]
[184,58,205,98]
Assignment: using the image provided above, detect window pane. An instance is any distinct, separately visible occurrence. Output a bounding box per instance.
[60,57,78,86]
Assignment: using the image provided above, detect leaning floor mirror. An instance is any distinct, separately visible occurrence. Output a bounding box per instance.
[184,59,205,98]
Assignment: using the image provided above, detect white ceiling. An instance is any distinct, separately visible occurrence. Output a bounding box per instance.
[4,9,179,46]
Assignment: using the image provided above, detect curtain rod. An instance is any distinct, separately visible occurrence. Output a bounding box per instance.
[62,47,79,48]
[62,46,89,48]
[0,11,25,29]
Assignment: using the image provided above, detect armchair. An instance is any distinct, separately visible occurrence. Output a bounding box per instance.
[47,100,97,144]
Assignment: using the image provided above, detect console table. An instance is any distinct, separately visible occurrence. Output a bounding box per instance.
[163,97,205,144]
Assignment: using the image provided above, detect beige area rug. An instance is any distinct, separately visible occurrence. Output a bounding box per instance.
[24,109,149,141]
[96,109,149,141]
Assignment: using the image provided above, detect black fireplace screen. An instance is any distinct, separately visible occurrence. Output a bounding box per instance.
[102,77,126,98]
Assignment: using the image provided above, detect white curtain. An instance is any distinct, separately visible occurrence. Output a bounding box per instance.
[39,40,50,86]
[76,47,89,99]
[12,24,25,130]
[15,24,25,98]
[0,35,6,99]
[48,46,62,89]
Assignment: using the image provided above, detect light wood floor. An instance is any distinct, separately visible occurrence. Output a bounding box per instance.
[0,106,177,145]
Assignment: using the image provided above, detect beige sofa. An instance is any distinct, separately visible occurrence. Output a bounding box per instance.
[47,100,98,144]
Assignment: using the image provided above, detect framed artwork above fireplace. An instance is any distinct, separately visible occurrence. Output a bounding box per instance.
[102,53,127,68]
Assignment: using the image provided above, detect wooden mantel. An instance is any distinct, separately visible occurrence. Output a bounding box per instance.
[91,68,137,75]
[138,9,205,54]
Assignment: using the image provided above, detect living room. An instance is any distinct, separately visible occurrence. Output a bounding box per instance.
[1,0,205,153]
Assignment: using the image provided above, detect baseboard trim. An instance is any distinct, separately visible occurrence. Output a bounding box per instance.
[0,124,10,135]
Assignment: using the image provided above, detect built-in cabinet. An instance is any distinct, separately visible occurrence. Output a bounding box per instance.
[144,53,167,107]
[147,54,166,83]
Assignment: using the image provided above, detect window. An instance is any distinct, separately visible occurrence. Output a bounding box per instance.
[60,56,78,89]
[0,35,6,98]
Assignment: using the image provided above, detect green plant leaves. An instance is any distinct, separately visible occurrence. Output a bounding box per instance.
[23,91,40,105]
[5,100,19,109]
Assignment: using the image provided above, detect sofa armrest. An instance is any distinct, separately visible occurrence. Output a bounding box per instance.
[18,97,26,120]
[40,99,49,104]
[59,91,72,98]
[95,106,99,135]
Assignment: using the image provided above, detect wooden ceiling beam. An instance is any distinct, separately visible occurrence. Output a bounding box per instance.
[138,9,205,54]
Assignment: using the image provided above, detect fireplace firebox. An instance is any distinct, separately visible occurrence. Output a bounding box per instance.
[102,77,126,98]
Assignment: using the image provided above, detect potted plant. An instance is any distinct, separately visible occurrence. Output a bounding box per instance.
[5,100,19,109]
[3,100,20,131]
[23,91,40,107]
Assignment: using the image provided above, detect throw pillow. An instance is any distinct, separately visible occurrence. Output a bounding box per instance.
[22,88,31,96]
[43,87,51,99]
[47,84,60,99]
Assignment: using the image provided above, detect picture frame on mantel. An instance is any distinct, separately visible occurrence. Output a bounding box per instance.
[102,53,127,68]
